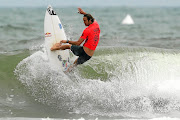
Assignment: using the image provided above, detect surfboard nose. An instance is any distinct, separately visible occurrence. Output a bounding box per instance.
[47,5,52,9]
[47,5,56,15]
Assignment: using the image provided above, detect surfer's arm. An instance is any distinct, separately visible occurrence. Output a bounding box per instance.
[60,38,85,46]
[78,8,86,15]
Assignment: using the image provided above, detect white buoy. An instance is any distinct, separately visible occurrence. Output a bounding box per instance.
[122,14,134,25]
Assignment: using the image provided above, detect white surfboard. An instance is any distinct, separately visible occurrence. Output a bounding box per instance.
[44,5,70,71]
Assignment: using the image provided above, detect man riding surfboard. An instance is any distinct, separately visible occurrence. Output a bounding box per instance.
[51,8,100,71]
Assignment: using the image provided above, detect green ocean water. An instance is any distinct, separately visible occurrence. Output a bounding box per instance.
[0,6,180,119]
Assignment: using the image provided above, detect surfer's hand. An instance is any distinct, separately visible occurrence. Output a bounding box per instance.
[78,8,86,15]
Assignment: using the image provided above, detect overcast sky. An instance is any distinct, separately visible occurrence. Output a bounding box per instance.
[1,0,180,7]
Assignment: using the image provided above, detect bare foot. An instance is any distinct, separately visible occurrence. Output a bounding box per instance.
[51,43,61,51]
[50,47,54,51]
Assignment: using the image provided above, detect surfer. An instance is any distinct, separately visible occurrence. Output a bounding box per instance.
[51,8,100,70]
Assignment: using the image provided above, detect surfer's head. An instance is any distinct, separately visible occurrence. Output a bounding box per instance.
[83,14,94,26]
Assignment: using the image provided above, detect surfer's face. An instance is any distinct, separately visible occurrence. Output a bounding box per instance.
[83,17,91,26]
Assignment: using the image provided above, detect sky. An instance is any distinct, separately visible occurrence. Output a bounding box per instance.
[1,0,180,7]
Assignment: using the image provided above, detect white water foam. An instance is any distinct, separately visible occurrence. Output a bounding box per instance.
[14,47,180,118]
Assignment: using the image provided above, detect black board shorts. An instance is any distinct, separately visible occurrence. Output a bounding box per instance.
[70,45,91,65]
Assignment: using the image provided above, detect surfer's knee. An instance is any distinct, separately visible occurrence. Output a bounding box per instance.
[65,44,71,49]
[60,44,71,50]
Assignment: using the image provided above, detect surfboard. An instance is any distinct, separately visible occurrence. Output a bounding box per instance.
[44,5,70,71]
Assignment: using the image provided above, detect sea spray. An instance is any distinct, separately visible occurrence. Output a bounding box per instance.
[14,47,180,117]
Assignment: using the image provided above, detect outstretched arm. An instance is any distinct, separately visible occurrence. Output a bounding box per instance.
[78,8,86,15]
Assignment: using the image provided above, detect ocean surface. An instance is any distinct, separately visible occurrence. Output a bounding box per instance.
[0,6,180,120]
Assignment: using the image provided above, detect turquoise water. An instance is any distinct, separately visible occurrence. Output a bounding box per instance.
[0,6,180,119]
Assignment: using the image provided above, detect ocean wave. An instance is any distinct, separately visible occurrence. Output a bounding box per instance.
[14,47,180,118]
[0,24,31,31]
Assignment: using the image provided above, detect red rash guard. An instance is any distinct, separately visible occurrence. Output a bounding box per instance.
[80,21,100,50]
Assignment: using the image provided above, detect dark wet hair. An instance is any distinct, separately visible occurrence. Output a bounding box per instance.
[84,14,94,22]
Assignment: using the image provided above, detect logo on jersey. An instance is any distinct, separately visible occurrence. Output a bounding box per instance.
[45,32,52,37]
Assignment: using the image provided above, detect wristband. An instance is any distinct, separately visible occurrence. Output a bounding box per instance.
[66,40,69,43]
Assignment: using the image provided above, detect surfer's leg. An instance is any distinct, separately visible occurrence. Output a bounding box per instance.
[65,58,78,72]
[51,43,61,51]
[73,58,78,65]
[51,43,71,51]
[59,44,71,50]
